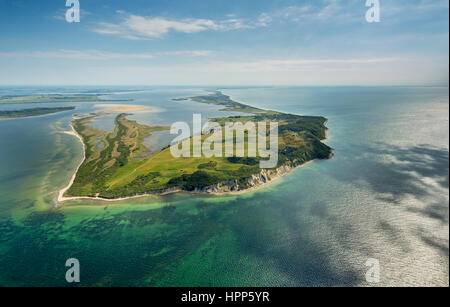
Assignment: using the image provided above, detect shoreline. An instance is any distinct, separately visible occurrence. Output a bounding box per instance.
[56,123,87,204]
[56,159,321,203]
[56,119,332,204]
[0,109,75,121]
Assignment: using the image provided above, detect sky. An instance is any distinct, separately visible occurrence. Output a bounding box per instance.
[0,0,448,86]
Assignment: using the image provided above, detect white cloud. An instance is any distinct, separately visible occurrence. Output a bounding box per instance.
[3,56,446,86]
[223,58,398,72]
[160,50,213,57]
[100,57,400,75]
[50,56,443,86]
[92,11,270,40]
[316,1,342,20]
[125,15,218,36]
[278,5,313,18]
[93,13,220,39]
[262,1,350,23]
[257,13,272,27]
[0,49,212,60]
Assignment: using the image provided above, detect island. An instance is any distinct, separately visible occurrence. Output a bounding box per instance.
[59,91,332,201]
[0,106,76,119]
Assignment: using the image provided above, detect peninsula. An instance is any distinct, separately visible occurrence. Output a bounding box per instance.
[60,92,332,201]
[0,106,76,119]
[0,94,131,105]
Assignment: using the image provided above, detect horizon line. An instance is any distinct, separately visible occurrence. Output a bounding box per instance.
[0,84,449,88]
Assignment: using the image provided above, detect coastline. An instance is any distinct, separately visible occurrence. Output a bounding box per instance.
[56,118,332,204]
[0,109,75,121]
[56,158,320,203]
[56,123,87,204]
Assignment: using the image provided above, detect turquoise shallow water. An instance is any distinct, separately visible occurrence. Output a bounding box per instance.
[0,86,448,286]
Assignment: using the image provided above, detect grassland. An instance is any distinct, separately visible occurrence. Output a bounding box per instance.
[64,92,332,199]
[0,106,75,119]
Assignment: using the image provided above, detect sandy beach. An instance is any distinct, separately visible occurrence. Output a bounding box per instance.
[57,124,86,204]
[94,104,153,113]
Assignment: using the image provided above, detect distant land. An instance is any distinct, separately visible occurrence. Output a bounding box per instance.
[0,106,76,119]
[61,92,332,201]
[0,94,132,105]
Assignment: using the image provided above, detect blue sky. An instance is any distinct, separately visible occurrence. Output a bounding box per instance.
[0,0,448,85]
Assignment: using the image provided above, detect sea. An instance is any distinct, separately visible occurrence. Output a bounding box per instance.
[0,86,448,286]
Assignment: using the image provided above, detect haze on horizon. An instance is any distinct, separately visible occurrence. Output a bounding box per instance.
[0,0,448,86]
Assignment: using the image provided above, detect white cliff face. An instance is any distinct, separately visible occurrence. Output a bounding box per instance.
[65,165,297,200]
[242,165,294,189]
[59,154,331,201]
[107,154,333,199]
[181,164,296,195]
[189,180,240,193]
